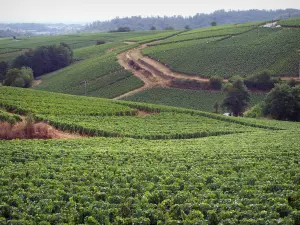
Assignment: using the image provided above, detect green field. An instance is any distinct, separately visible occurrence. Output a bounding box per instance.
[122,87,266,112]
[0,87,300,224]
[143,27,300,78]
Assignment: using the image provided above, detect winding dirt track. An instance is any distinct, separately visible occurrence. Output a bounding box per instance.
[114,41,213,100]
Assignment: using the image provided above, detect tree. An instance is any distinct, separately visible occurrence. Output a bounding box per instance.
[263,84,300,121]
[184,25,190,30]
[3,67,33,88]
[150,26,156,30]
[211,21,217,26]
[222,79,250,116]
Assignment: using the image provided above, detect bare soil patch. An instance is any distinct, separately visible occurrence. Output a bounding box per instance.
[32,79,42,87]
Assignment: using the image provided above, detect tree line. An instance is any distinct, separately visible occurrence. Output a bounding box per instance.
[84,9,300,32]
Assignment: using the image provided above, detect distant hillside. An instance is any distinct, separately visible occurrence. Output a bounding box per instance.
[84,9,300,31]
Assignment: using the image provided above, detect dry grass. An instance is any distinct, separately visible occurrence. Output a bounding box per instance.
[0,121,56,140]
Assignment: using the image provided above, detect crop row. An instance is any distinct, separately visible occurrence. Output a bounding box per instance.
[0,131,299,223]
[37,112,260,139]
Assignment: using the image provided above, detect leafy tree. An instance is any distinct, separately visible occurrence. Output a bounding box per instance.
[211,21,217,26]
[150,26,156,30]
[222,79,250,116]
[3,67,33,88]
[263,84,300,121]
[0,61,8,82]
[184,25,190,30]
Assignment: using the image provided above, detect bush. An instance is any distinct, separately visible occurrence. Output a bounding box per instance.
[209,76,223,90]
[244,103,264,118]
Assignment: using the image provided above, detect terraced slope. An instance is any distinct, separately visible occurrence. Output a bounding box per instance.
[0,87,277,139]
[143,27,300,78]
[0,86,300,224]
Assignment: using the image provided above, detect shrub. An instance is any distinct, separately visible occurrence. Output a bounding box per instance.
[209,76,223,90]
[288,78,297,87]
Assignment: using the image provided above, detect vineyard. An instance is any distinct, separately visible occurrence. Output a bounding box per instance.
[0,87,300,224]
[122,87,266,112]
[0,129,299,223]
[1,17,300,224]
[143,27,300,78]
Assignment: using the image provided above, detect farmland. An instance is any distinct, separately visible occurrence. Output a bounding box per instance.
[122,87,266,112]
[0,85,299,224]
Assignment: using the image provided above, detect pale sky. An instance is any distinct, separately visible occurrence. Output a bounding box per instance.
[1,0,300,24]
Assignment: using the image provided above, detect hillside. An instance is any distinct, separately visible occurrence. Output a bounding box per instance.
[0,86,300,224]
[1,18,299,113]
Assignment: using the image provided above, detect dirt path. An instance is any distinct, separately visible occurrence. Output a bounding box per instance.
[114,40,218,99]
